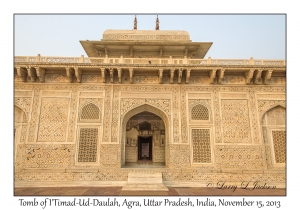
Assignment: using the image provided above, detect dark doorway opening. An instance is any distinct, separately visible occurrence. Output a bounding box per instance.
[138,136,152,160]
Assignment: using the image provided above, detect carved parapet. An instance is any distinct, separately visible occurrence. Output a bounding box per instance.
[101,68,106,83]
[117,68,122,83]
[36,67,45,82]
[170,68,175,84]
[158,69,163,84]
[129,68,134,83]
[244,69,255,84]
[262,69,273,85]
[217,68,225,84]
[16,67,27,82]
[65,67,74,83]
[208,69,217,84]
[109,68,114,83]
[27,67,37,82]
[186,69,191,84]
[74,67,82,83]
[178,68,183,84]
[253,69,263,84]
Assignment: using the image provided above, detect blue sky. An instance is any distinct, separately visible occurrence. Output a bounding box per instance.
[14,14,285,59]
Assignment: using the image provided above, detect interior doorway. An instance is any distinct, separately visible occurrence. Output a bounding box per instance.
[138,136,152,160]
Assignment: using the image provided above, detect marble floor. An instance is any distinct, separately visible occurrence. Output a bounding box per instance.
[14,187,286,196]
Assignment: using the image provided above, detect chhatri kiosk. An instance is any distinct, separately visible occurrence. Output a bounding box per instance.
[14,17,286,190]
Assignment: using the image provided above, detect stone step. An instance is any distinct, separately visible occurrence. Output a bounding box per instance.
[122,183,169,191]
[122,172,169,191]
[127,172,162,184]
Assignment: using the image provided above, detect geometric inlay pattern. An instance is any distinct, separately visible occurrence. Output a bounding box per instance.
[80,103,100,120]
[215,145,264,169]
[272,130,286,163]
[191,104,209,120]
[37,98,70,142]
[192,129,211,163]
[78,128,98,162]
[16,144,73,168]
[221,99,252,143]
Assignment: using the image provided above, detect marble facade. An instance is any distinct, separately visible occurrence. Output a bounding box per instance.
[14,28,286,188]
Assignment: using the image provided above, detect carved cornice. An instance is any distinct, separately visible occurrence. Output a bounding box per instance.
[74,67,82,83]
[27,67,37,82]
[217,68,225,84]
[209,69,217,84]
[253,69,263,84]
[244,69,255,84]
[16,67,27,82]
[36,67,45,83]
[262,69,273,85]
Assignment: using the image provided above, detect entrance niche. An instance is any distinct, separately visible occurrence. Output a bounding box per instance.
[123,110,166,167]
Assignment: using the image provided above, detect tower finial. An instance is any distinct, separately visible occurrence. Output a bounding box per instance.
[155,15,159,30]
[134,15,137,30]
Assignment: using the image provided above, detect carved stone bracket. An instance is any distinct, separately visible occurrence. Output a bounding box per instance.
[65,67,74,83]
[244,69,255,84]
[17,67,27,82]
[101,68,106,83]
[217,68,225,84]
[158,69,163,84]
[27,67,37,82]
[117,68,122,83]
[186,69,191,84]
[178,68,183,84]
[36,67,45,83]
[74,67,82,83]
[253,69,263,84]
[262,69,273,85]
[129,68,134,83]
[170,68,175,84]
[208,69,217,84]
[109,68,114,83]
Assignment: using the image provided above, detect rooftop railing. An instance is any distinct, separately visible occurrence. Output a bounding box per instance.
[14,55,286,66]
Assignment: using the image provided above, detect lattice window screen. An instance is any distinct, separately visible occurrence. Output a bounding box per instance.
[192,129,211,163]
[191,104,209,120]
[272,130,286,163]
[78,128,98,162]
[80,103,100,120]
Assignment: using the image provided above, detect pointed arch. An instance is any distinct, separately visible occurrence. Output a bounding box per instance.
[120,104,170,167]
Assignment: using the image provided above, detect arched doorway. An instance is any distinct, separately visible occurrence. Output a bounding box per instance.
[120,104,169,168]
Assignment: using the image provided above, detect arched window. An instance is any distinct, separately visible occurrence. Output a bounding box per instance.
[191,104,209,120]
[262,106,286,165]
[80,103,100,121]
